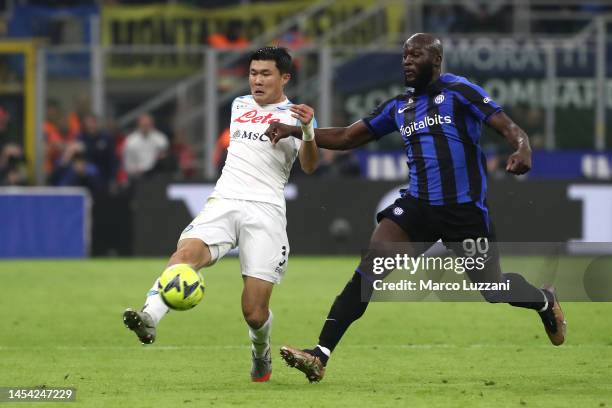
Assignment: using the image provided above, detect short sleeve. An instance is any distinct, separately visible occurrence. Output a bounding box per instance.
[452,81,502,122]
[361,97,399,140]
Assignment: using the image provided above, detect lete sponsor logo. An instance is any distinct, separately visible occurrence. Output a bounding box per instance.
[234,109,281,124]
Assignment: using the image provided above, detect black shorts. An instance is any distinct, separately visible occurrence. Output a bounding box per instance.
[376,194,498,262]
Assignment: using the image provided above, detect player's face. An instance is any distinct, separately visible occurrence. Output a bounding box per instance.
[402,41,435,89]
[249,60,290,105]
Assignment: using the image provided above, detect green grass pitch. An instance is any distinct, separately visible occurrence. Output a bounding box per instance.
[1,258,611,407]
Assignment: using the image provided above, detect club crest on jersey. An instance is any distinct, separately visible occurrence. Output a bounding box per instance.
[434,94,445,104]
[393,207,404,216]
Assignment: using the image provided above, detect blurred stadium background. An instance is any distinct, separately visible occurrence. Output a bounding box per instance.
[0,0,611,257]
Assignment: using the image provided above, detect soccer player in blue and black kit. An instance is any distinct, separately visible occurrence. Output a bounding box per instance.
[265,33,566,383]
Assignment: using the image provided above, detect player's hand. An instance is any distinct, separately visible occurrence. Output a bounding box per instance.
[290,104,314,126]
[506,148,531,175]
[265,122,296,145]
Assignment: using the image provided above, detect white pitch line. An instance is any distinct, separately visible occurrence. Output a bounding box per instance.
[0,344,607,351]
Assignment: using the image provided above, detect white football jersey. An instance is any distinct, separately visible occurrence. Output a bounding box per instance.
[211,95,308,209]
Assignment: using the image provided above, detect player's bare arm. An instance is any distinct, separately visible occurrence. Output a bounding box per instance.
[488,111,532,175]
[266,109,374,150]
[291,104,319,174]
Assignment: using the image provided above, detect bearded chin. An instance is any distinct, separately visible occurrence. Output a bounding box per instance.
[406,65,435,90]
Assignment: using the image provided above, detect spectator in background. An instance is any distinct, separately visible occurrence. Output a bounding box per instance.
[78,114,117,187]
[67,93,92,141]
[0,143,28,186]
[209,20,250,92]
[171,129,196,179]
[0,106,19,148]
[43,99,68,177]
[123,113,169,180]
[0,106,27,186]
[105,117,129,185]
[50,141,102,193]
[208,20,250,50]
[275,24,309,51]
[274,24,309,73]
[213,127,230,174]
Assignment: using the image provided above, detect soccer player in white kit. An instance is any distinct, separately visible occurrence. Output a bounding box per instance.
[123,47,319,382]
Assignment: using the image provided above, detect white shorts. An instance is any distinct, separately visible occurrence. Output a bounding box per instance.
[178,197,289,284]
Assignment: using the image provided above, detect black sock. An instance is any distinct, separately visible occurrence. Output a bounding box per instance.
[317,271,372,357]
[503,273,548,311]
[304,347,329,366]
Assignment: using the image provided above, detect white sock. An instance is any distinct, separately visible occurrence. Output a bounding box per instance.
[316,345,331,357]
[249,310,273,358]
[142,279,169,326]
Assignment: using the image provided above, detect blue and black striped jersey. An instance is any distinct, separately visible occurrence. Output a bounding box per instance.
[362,73,502,206]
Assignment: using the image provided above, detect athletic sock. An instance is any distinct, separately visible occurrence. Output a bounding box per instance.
[249,310,273,358]
[304,346,330,366]
[503,273,551,311]
[318,270,372,353]
[142,278,169,326]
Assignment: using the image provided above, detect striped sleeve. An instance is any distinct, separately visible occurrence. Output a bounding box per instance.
[362,97,399,140]
[451,81,502,122]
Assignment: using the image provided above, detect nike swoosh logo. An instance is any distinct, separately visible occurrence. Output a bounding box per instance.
[398,105,410,113]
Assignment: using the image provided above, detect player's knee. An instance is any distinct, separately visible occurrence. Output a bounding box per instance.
[170,241,210,269]
[243,307,268,329]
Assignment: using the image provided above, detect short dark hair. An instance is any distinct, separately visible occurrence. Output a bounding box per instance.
[249,47,293,75]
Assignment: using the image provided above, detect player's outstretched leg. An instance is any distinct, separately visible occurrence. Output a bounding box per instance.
[124,238,212,345]
[243,277,274,382]
[280,218,414,382]
[279,269,367,382]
